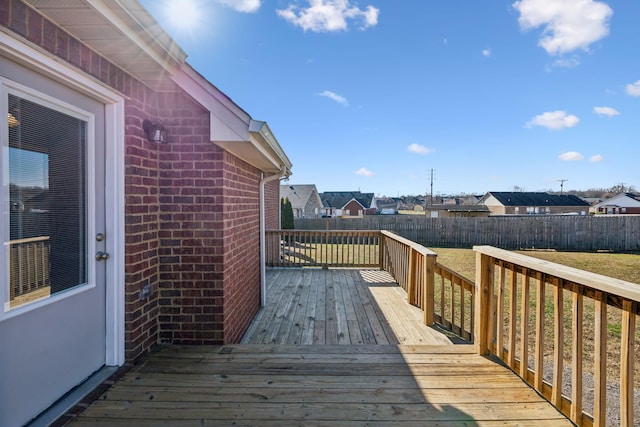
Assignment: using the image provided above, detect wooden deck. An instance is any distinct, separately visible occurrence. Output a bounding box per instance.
[67,268,572,426]
[242,269,452,345]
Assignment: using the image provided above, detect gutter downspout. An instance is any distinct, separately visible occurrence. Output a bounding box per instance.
[259,167,288,307]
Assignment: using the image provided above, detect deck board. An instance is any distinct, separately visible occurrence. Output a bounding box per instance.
[244,268,452,345]
[70,345,572,426]
[66,268,572,426]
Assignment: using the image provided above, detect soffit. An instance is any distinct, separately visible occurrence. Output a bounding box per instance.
[23,0,186,90]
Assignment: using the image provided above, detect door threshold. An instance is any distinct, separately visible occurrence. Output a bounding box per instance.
[27,365,121,427]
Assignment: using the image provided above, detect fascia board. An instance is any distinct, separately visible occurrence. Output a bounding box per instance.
[249,120,293,170]
[248,128,288,172]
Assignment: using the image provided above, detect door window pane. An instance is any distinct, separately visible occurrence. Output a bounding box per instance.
[5,93,87,310]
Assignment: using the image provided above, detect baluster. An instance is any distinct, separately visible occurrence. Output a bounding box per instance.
[571,284,583,424]
[593,290,607,427]
[620,299,636,426]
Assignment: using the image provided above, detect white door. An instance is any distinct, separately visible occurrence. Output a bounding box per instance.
[1,58,107,427]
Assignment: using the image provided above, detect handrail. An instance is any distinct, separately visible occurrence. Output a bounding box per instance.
[474,245,640,303]
[474,245,639,426]
[379,230,436,325]
[8,236,50,245]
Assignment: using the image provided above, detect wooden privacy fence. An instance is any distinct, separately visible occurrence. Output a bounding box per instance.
[294,215,640,252]
[9,236,50,300]
[265,229,475,341]
[474,245,640,426]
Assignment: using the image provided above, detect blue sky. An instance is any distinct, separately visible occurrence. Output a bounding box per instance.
[139,0,639,197]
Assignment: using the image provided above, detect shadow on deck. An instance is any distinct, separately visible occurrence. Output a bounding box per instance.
[63,268,572,426]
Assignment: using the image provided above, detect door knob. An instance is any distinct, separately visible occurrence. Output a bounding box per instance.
[96,251,110,261]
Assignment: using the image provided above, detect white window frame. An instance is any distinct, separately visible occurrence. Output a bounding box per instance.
[1,79,97,317]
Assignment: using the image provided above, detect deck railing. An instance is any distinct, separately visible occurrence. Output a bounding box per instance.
[378,230,436,325]
[474,245,640,426]
[9,236,50,301]
[265,230,382,268]
[265,229,474,339]
[435,262,475,342]
[265,231,639,424]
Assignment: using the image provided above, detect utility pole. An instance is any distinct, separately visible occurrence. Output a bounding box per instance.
[557,178,568,195]
[428,169,435,205]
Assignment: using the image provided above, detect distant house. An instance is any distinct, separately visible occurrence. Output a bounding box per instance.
[424,204,490,218]
[320,191,377,217]
[478,192,590,216]
[375,197,402,214]
[281,184,323,218]
[591,193,640,215]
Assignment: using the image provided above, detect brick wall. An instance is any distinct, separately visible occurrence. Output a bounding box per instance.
[156,97,226,345]
[264,178,281,229]
[344,200,365,216]
[221,153,262,343]
[3,0,273,360]
[122,90,162,361]
[157,147,263,345]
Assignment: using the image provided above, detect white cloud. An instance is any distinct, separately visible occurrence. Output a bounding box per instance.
[277,0,379,32]
[525,110,580,130]
[407,143,433,155]
[593,106,620,117]
[355,167,374,177]
[513,0,612,55]
[552,57,580,68]
[317,90,348,106]
[590,154,604,163]
[559,151,584,161]
[482,49,492,57]
[626,81,640,97]
[216,0,261,13]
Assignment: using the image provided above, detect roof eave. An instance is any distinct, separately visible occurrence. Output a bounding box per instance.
[24,0,188,89]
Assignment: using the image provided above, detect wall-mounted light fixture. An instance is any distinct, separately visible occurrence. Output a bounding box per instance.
[142,119,167,143]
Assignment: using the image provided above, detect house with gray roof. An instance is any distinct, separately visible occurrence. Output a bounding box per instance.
[592,193,640,215]
[320,191,377,217]
[281,184,323,218]
[479,192,590,216]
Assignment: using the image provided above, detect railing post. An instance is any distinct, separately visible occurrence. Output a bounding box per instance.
[407,249,415,305]
[620,299,636,426]
[474,252,494,355]
[423,253,435,326]
[378,232,385,270]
